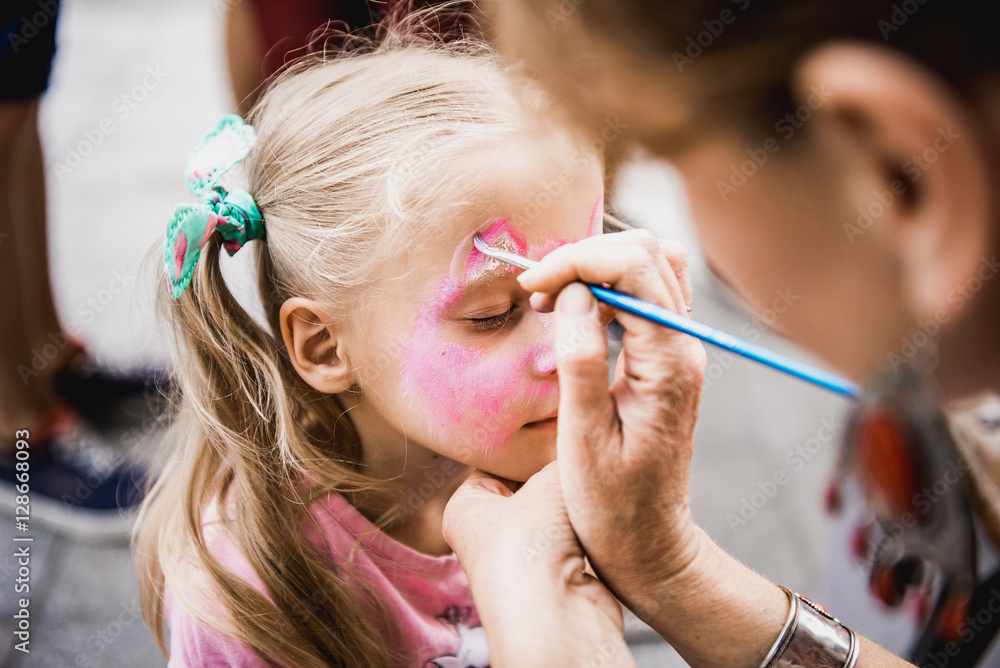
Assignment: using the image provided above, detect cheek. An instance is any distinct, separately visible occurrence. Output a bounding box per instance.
[399,281,555,455]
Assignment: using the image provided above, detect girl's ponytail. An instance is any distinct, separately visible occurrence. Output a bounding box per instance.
[138,119,394,666]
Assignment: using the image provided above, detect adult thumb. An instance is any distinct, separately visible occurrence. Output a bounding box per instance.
[554,283,617,461]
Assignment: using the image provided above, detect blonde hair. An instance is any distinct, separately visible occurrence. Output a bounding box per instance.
[136,30,554,667]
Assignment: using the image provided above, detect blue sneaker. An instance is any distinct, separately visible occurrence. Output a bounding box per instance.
[52,340,170,418]
[0,409,149,542]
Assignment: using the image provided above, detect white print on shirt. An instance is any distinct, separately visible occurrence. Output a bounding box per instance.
[424,605,489,668]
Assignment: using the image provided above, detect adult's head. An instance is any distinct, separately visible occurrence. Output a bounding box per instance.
[491,0,1000,397]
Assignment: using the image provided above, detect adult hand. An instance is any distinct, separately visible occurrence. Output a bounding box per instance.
[442,463,636,667]
[518,229,709,611]
[519,230,911,668]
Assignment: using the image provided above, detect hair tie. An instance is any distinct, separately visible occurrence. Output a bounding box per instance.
[164,114,264,299]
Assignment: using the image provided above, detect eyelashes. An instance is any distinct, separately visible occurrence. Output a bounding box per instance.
[466,303,521,333]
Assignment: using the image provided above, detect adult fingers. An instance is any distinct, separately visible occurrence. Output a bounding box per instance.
[521,232,687,317]
[553,283,620,482]
[659,239,692,312]
[442,471,513,561]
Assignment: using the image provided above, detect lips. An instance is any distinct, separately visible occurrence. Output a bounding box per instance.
[524,414,558,431]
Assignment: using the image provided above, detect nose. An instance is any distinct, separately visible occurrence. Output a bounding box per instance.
[533,343,557,376]
[530,311,557,376]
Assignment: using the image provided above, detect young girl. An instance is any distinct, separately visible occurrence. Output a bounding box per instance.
[137,31,613,667]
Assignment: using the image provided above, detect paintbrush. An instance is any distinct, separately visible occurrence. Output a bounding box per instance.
[473,233,860,398]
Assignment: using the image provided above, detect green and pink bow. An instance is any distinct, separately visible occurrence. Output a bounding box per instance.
[163,114,264,299]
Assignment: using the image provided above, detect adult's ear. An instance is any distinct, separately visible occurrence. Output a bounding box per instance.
[279,297,354,394]
[791,41,992,322]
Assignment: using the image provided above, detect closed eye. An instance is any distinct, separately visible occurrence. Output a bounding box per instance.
[466,304,520,333]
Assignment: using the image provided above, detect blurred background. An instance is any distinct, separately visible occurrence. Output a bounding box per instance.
[0,0,904,665]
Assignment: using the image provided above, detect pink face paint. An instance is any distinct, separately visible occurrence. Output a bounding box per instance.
[532,335,557,375]
[400,275,554,454]
[456,218,527,283]
[401,203,602,456]
[588,195,604,238]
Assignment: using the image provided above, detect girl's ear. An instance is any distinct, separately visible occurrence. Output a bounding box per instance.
[279,297,354,394]
[791,41,992,323]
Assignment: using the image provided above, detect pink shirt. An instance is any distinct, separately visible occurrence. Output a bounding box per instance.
[164,492,489,667]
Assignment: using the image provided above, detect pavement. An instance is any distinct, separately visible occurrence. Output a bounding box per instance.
[0,0,870,666]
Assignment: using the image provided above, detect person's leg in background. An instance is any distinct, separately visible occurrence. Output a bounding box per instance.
[0,99,67,441]
[225,0,267,117]
[0,1,151,540]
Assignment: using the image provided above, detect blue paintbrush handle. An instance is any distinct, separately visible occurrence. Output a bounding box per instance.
[588,285,861,398]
